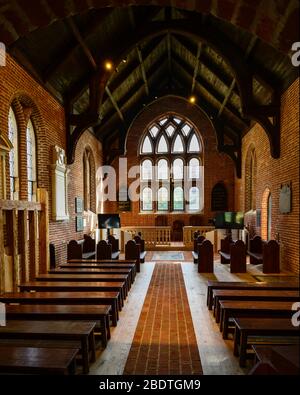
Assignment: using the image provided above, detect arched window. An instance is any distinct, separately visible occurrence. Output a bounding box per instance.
[141,136,153,153]
[26,119,37,201]
[157,159,168,180]
[211,182,228,211]
[8,107,19,200]
[189,187,200,211]
[139,114,203,212]
[189,158,200,179]
[188,134,201,152]
[141,159,153,180]
[158,187,168,211]
[173,158,184,180]
[142,187,153,211]
[157,135,168,153]
[245,147,256,211]
[173,187,184,211]
[83,150,91,211]
[267,194,272,240]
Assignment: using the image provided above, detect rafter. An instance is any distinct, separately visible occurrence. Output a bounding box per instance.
[136,46,149,96]
[105,86,124,122]
[66,17,97,71]
[191,42,203,94]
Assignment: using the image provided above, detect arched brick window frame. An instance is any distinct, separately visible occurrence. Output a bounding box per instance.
[261,187,272,241]
[245,145,257,212]
[83,146,96,212]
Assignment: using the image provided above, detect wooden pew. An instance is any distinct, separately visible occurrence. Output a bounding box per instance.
[212,289,299,323]
[96,240,112,260]
[0,291,120,327]
[247,236,263,264]
[82,235,96,259]
[0,346,79,375]
[192,235,205,263]
[249,345,300,375]
[133,235,147,263]
[67,240,82,260]
[219,239,246,272]
[218,300,297,339]
[125,240,141,272]
[0,320,96,374]
[232,317,300,367]
[107,235,120,260]
[36,273,131,292]
[263,240,280,273]
[218,236,233,264]
[5,304,111,347]
[206,280,299,310]
[19,281,126,309]
[197,239,213,273]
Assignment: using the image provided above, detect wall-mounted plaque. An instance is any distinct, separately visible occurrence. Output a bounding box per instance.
[76,216,84,232]
[75,197,83,213]
[256,209,261,227]
[279,184,291,213]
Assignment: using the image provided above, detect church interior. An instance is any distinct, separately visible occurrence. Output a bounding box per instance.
[0,0,299,376]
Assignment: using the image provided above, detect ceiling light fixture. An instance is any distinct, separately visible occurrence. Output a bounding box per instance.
[104,61,113,71]
[189,96,196,104]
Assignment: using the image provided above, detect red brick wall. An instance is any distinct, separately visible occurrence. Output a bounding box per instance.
[0,54,102,265]
[104,95,236,227]
[235,78,299,273]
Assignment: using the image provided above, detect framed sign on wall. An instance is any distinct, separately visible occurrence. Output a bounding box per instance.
[76,215,84,232]
[75,197,83,213]
[279,184,292,213]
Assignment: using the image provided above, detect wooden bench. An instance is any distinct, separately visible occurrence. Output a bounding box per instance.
[232,317,300,367]
[50,267,135,287]
[96,240,112,260]
[249,345,300,375]
[0,291,120,327]
[198,239,213,273]
[206,280,299,310]
[219,240,246,273]
[212,289,299,323]
[218,300,297,339]
[5,304,111,347]
[107,235,120,260]
[0,320,96,374]
[36,272,131,292]
[125,240,141,272]
[82,235,96,259]
[192,235,205,263]
[247,235,263,264]
[0,346,79,375]
[134,235,147,263]
[218,236,233,264]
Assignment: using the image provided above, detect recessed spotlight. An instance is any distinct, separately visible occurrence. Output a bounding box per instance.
[122,58,127,64]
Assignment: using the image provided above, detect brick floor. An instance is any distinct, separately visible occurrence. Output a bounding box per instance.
[123,263,203,375]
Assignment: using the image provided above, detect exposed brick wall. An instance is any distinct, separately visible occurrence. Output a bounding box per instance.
[0,54,103,265]
[235,78,299,274]
[104,95,236,228]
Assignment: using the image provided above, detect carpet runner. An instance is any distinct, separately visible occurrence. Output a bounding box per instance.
[123,263,203,375]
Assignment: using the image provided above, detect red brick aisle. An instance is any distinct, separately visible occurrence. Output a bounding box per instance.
[123,263,203,375]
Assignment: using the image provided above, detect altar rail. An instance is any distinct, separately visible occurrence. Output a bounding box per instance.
[183,226,216,249]
[0,188,49,292]
[121,226,171,250]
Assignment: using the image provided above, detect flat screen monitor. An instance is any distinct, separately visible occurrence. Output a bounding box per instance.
[98,214,121,229]
[214,212,244,229]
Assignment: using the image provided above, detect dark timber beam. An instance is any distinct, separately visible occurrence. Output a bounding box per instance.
[136,46,149,96]
[191,42,202,94]
[105,86,124,122]
[66,17,97,71]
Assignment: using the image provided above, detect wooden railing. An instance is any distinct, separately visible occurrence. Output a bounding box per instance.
[121,226,171,250]
[183,226,216,249]
[0,188,49,292]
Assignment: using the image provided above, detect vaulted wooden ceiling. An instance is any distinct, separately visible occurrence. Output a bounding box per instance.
[1,1,299,177]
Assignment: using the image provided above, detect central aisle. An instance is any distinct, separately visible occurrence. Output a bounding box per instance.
[123,263,203,375]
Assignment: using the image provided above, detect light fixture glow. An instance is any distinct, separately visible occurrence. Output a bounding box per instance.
[104,61,113,71]
[189,96,196,104]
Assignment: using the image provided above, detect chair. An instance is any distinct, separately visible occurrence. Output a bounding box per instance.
[172,220,184,241]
